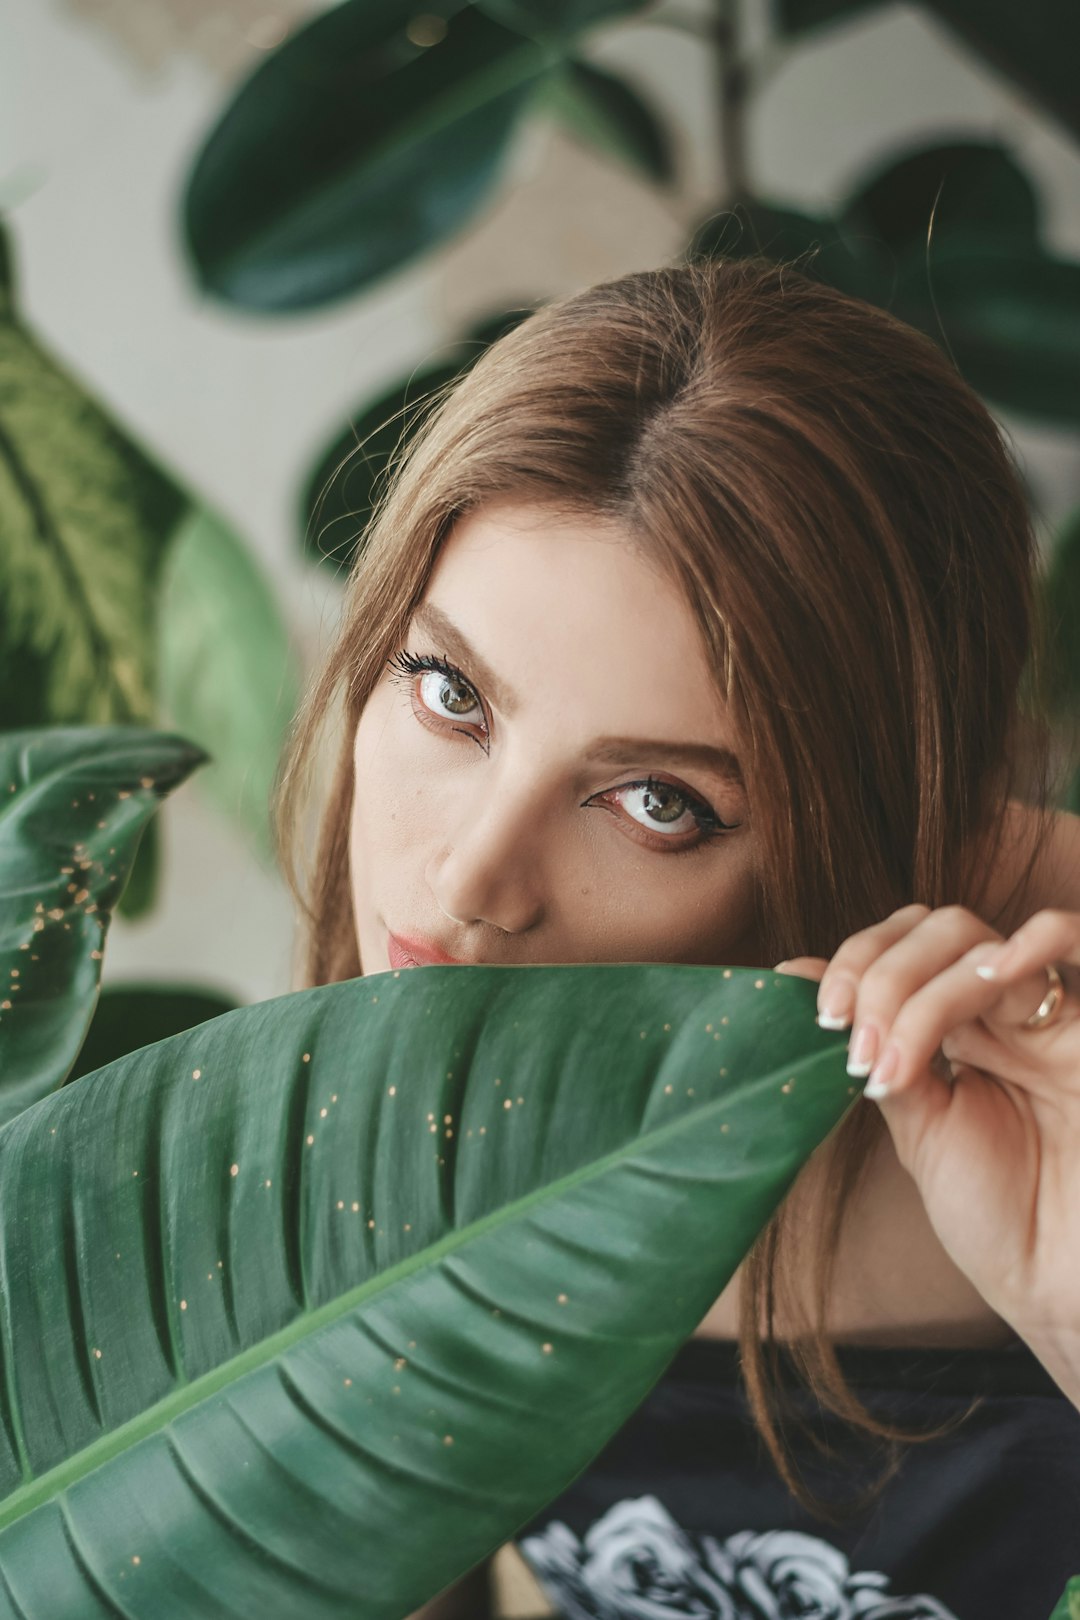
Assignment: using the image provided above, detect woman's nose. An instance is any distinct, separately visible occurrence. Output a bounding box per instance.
[427,776,545,937]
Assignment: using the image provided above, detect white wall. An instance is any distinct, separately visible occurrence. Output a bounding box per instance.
[7,0,1080,1008]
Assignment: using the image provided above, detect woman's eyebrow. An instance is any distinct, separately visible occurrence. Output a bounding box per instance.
[410,601,745,789]
[586,738,745,788]
[412,602,518,715]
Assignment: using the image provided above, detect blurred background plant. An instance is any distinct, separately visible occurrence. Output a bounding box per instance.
[3,0,1079,1610]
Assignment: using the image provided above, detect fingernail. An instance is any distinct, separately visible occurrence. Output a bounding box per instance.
[846,1022,878,1078]
[863,1043,899,1098]
[975,944,1013,981]
[817,977,855,1030]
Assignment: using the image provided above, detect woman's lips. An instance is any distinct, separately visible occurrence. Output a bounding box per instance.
[387,931,463,969]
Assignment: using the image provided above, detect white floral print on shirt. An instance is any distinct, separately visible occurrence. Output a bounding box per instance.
[519,1494,959,1620]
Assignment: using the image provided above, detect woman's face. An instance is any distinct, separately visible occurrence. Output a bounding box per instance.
[349,499,762,974]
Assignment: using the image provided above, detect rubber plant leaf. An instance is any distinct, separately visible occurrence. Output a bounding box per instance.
[1039,507,1080,721]
[686,199,890,306]
[892,240,1080,425]
[0,960,854,1616]
[533,58,676,185]
[300,307,535,572]
[475,0,651,38]
[839,139,1041,254]
[183,1,565,312]
[158,507,301,867]
[65,984,239,1085]
[0,726,207,1123]
[774,0,1080,145]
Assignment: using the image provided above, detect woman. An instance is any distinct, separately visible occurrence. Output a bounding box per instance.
[274,258,1080,1618]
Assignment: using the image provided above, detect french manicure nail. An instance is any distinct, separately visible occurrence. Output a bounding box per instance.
[846,1022,878,1078]
[817,978,855,1030]
[863,1043,899,1098]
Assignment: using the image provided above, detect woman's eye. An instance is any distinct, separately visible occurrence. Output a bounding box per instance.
[593,776,735,848]
[620,780,702,836]
[417,667,481,721]
[386,650,486,731]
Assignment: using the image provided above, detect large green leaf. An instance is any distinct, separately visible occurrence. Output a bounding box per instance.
[159,507,300,866]
[773,0,1080,146]
[301,307,535,571]
[0,962,853,1615]
[689,142,1080,424]
[687,199,888,304]
[184,2,565,312]
[892,243,1080,425]
[1042,508,1080,722]
[532,57,676,183]
[925,0,1080,148]
[66,983,240,1085]
[476,0,650,36]
[840,139,1041,253]
[1048,1575,1080,1619]
[0,727,207,1124]
[0,224,186,734]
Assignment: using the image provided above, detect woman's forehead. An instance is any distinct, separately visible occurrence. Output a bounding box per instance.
[416,504,739,761]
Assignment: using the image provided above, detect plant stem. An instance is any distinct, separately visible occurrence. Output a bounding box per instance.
[713,0,749,202]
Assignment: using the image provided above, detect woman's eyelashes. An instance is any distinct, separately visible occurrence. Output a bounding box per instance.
[584,778,737,851]
[387,649,490,751]
[386,648,739,851]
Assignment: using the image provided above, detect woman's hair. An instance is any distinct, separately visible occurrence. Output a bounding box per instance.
[272,255,1058,1514]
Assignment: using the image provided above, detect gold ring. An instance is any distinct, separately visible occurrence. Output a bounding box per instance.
[1022,963,1066,1030]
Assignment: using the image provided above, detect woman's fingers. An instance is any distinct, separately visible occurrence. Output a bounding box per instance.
[773,956,828,982]
[816,906,996,1081]
[862,950,1078,1100]
[975,907,1080,982]
[814,904,933,1029]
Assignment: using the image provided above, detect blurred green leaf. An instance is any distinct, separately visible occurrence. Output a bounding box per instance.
[0,223,186,731]
[115,810,160,921]
[301,306,535,571]
[772,0,881,34]
[0,726,206,1124]
[533,57,675,183]
[687,200,888,303]
[66,982,239,1083]
[159,507,300,866]
[926,0,1080,147]
[690,140,1080,425]
[184,3,563,312]
[1041,507,1080,719]
[476,0,652,36]
[774,0,1080,145]
[1047,1574,1080,1619]
[841,140,1041,254]
[893,243,1080,424]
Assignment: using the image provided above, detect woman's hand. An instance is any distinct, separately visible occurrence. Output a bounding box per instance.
[777,905,1080,1405]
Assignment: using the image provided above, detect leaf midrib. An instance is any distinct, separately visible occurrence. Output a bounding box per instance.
[0,1045,848,1530]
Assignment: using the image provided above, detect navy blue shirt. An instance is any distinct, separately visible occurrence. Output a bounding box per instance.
[514,1337,1080,1619]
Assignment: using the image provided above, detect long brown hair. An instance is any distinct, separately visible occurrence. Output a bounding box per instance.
[272,256,1058,1512]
